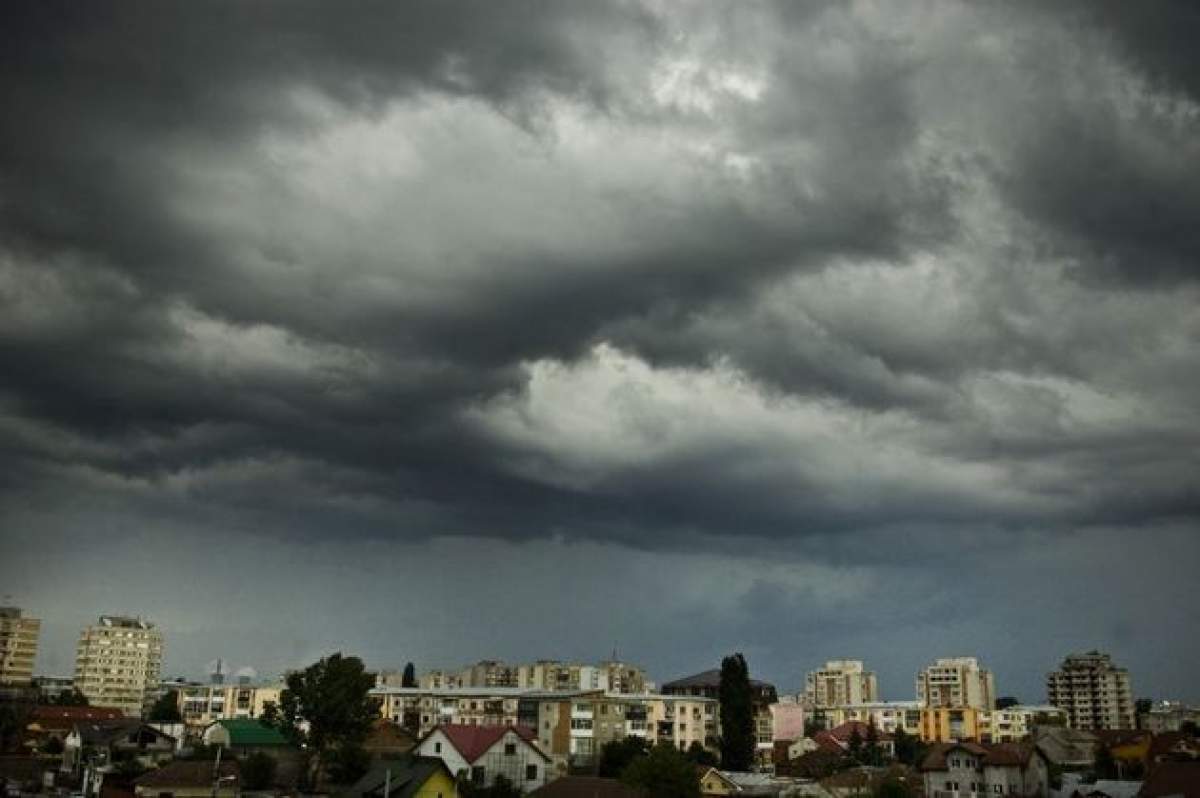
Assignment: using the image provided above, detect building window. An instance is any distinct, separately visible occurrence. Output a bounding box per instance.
[504,743,516,756]
[434,742,441,753]
[471,766,485,785]
[526,765,538,781]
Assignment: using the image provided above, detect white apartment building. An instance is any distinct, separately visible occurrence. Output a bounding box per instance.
[177,682,284,727]
[805,660,879,709]
[917,657,996,710]
[980,705,1069,743]
[1046,651,1135,731]
[0,607,40,686]
[74,615,164,717]
[826,701,923,736]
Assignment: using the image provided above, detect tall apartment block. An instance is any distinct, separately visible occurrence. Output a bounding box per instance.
[0,607,41,685]
[74,615,164,717]
[804,659,879,708]
[1046,651,1135,731]
[916,657,995,710]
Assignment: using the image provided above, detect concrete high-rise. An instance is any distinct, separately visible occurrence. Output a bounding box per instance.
[1046,651,1135,731]
[804,660,879,708]
[0,607,40,686]
[916,657,995,710]
[74,615,164,717]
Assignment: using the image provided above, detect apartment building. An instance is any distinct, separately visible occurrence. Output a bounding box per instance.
[917,657,995,710]
[74,615,164,717]
[372,685,719,773]
[0,607,40,685]
[1139,701,1200,733]
[177,682,284,727]
[1046,651,1135,730]
[825,701,923,736]
[460,660,520,688]
[661,669,777,764]
[804,660,879,709]
[516,660,648,694]
[979,705,1068,743]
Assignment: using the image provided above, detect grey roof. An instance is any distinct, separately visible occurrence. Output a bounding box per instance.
[341,756,451,798]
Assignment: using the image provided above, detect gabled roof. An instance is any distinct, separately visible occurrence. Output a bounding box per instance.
[343,755,453,798]
[921,742,1036,771]
[75,721,174,747]
[1148,731,1200,762]
[812,730,848,755]
[214,718,290,746]
[134,760,239,789]
[424,724,547,764]
[29,706,124,731]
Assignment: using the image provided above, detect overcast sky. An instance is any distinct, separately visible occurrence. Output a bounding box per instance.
[2,1,1199,703]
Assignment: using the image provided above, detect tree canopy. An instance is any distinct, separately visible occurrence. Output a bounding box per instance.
[599,735,650,777]
[402,662,417,688]
[621,742,700,798]
[718,653,755,771]
[279,652,379,786]
[148,689,182,722]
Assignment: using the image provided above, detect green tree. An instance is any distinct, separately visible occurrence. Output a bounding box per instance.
[685,741,718,767]
[402,662,417,688]
[259,700,280,727]
[241,752,278,790]
[279,652,379,787]
[621,742,700,798]
[718,653,755,771]
[892,727,917,765]
[599,735,650,777]
[848,726,864,762]
[874,776,913,798]
[148,689,182,722]
[995,697,1020,710]
[43,735,65,755]
[325,744,371,785]
[804,710,826,738]
[864,720,882,766]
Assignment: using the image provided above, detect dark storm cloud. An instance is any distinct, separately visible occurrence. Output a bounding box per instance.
[2,0,1200,691]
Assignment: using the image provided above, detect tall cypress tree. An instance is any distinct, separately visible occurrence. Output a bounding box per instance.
[718,653,755,771]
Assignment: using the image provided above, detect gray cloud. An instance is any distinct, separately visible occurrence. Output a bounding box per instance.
[1,1,1198,697]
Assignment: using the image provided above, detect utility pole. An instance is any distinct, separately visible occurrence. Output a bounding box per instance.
[211,744,222,798]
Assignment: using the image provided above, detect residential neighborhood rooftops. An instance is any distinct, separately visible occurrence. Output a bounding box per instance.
[343,755,453,798]
[28,705,124,729]
[134,760,239,789]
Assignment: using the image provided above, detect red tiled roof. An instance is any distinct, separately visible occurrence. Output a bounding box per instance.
[28,706,124,730]
[1138,761,1200,798]
[435,724,542,763]
[813,730,847,755]
[921,742,1033,771]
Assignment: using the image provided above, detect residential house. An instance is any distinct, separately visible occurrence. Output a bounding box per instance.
[1034,727,1099,773]
[63,721,176,771]
[1146,731,1200,773]
[133,760,239,798]
[202,718,293,756]
[341,756,456,798]
[825,721,895,758]
[920,742,1049,798]
[25,705,124,746]
[414,724,550,792]
[699,768,788,796]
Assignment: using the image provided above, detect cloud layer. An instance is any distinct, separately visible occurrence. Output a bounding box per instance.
[2,1,1198,699]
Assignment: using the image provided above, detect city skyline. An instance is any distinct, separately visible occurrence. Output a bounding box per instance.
[3,0,1199,718]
